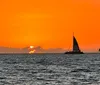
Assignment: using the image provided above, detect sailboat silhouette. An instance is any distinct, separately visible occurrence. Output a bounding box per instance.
[65,36,84,54]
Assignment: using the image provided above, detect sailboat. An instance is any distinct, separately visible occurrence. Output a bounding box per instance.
[99,48,100,52]
[65,36,84,54]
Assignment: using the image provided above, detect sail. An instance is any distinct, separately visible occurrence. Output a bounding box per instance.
[73,36,81,52]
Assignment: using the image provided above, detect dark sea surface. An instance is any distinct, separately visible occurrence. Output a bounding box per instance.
[0,53,100,85]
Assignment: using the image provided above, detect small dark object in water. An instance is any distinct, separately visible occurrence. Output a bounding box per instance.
[99,49,100,52]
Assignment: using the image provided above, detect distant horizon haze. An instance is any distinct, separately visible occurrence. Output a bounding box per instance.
[0,46,98,53]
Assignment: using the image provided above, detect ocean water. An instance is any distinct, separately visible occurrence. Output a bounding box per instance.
[0,54,100,85]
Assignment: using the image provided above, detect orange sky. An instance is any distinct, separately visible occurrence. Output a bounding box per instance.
[0,0,100,51]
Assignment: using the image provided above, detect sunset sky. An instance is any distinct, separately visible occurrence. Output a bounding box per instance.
[0,0,100,52]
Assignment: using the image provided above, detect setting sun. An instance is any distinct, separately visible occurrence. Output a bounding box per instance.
[29,46,35,53]
[30,46,34,49]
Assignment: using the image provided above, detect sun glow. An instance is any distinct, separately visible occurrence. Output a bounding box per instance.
[29,46,35,53]
[30,46,34,49]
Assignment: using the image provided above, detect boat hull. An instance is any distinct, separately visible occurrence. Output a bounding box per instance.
[65,51,84,54]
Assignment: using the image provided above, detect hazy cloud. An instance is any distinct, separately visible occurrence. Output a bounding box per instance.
[0,46,30,53]
[33,46,66,53]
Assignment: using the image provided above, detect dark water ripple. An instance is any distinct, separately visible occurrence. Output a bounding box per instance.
[0,54,100,85]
